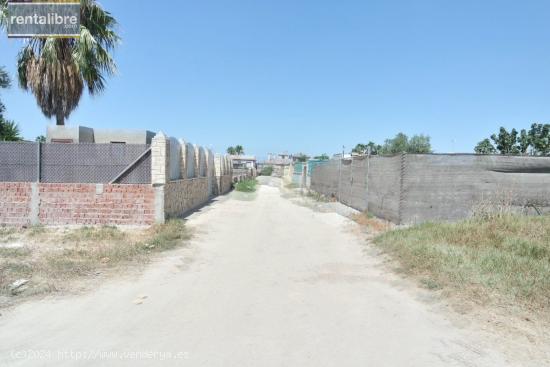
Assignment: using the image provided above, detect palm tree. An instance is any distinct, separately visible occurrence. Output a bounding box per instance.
[0,120,22,141]
[234,145,244,155]
[1,0,119,125]
[0,66,22,141]
[227,146,237,155]
[0,65,9,113]
[0,66,8,90]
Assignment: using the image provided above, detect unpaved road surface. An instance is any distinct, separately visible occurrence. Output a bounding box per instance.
[0,182,517,366]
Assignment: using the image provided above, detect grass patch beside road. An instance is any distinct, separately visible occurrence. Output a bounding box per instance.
[235,179,258,193]
[0,220,190,305]
[373,214,550,313]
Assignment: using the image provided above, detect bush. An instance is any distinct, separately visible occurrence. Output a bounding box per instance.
[235,179,257,192]
[260,166,274,176]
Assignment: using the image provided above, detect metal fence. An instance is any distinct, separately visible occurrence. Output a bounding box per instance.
[0,142,151,184]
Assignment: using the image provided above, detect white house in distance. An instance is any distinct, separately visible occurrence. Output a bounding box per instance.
[230,155,257,170]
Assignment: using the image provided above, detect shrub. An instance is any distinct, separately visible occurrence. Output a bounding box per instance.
[235,179,257,192]
[260,166,274,176]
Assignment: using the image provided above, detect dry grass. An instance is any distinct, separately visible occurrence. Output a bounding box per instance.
[0,220,191,305]
[352,211,394,234]
[373,214,550,315]
[284,182,300,190]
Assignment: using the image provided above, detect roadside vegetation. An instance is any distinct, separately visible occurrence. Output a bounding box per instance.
[352,132,432,155]
[373,213,550,315]
[235,178,258,192]
[0,220,190,306]
[259,166,273,176]
[0,66,22,141]
[352,211,393,234]
[226,145,245,155]
[475,124,550,155]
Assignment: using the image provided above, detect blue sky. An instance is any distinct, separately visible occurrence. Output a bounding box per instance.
[1,0,549,159]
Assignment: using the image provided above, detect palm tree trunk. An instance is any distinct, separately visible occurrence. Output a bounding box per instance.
[56,114,65,126]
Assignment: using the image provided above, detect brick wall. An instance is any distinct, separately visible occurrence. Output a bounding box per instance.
[0,183,33,226]
[0,183,155,227]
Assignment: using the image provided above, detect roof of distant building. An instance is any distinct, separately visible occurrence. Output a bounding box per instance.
[230,155,257,161]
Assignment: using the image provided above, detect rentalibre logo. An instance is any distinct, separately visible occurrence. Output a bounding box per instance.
[7,0,80,38]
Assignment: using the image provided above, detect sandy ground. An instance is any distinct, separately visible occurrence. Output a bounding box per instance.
[0,180,526,366]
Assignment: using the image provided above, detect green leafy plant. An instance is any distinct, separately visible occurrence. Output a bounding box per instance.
[260,166,274,176]
[313,154,330,160]
[474,138,496,155]
[0,66,22,141]
[227,145,245,155]
[235,179,257,192]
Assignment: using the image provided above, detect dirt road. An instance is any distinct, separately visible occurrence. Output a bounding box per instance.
[0,181,515,366]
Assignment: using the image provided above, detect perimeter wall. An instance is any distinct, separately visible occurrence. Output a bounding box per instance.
[310,154,550,224]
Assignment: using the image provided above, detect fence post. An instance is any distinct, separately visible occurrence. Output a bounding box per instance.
[151,132,170,224]
[338,158,342,202]
[365,150,371,214]
[36,142,41,183]
[398,152,406,225]
[349,157,353,205]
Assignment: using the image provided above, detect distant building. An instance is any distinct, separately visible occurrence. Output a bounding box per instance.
[230,155,257,170]
[46,125,155,144]
[266,152,293,165]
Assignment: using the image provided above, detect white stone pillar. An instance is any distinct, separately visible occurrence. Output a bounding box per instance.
[151,132,170,185]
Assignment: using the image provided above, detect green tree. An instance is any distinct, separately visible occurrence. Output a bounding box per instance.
[474,138,496,154]
[407,135,432,154]
[380,133,409,154]
[294,153,309,162]
[1,0,120,125]
[0,66,22,141]
[226,146,237,155]
[527,123,550,156]
[490,127,519,155]
[352,142,381,155]
[0,120,22,141]
[313,154,329,160]
[352,143,367,154]
[378,133,432,154]
[0,65,9,116]
[517,129,531,155]
[234,145,244,155]
[35,135,46,143]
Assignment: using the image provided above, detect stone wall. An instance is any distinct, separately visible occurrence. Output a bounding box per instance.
[164,178,210,218]
[217,175,233,195]
[151,133,233,223]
